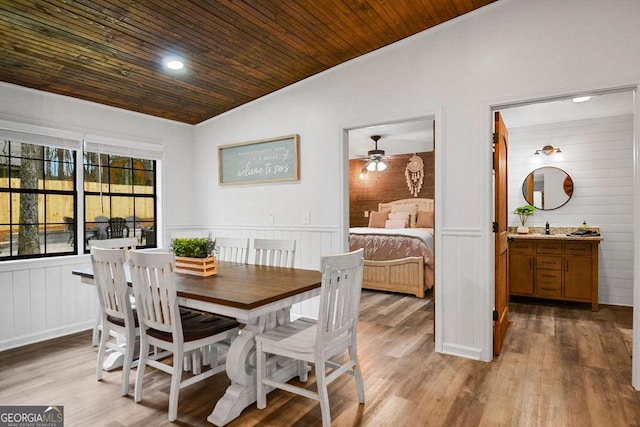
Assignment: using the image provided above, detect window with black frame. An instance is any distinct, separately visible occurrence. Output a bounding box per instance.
[83,152,156,251]
[0,139,76,260]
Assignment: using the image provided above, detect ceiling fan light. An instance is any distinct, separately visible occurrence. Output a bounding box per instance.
[377,161,387,171]
[366,161,377,172]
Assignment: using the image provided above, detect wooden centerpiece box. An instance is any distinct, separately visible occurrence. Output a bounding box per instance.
[175,255,217,277]
[171,237,217,277]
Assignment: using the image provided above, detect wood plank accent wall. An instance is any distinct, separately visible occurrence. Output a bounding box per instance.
[349,152,434,227]
[507,114,634,306]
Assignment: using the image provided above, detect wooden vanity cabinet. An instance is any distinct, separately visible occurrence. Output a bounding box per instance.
[509,238,600,311]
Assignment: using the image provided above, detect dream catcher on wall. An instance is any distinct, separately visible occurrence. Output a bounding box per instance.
[405,154,424,197]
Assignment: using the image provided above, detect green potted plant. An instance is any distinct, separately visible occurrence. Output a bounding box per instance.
[513,205,535,234]
[170,237,217,276]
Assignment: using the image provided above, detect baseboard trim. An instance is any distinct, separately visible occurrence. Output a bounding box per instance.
[0,320,94,352]
[441,342,484,361]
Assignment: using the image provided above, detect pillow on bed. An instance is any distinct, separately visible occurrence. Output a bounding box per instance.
[368,211,389,228]
[388,212,410,222]
[416,210,434,228]
[391,204,419,227]
[385,219,408,229]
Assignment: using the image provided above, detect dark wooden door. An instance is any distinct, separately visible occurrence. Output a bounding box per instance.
[494,111,509,356]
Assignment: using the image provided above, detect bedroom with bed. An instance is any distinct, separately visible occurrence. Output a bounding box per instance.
[348,120,435,298]
[350,197,434,297]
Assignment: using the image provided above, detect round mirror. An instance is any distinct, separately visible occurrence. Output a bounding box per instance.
[521,166,573,210]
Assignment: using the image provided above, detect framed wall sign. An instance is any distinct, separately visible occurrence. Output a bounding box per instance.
[218,134,300,185]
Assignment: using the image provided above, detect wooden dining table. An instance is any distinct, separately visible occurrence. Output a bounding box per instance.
[73,260,322,426]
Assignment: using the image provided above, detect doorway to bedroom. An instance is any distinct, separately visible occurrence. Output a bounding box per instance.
[345,116,437,344]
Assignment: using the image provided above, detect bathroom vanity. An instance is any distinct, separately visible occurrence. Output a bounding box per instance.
[508,231,603,311]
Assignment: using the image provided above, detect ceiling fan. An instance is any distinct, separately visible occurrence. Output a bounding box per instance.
[363,135,388,172]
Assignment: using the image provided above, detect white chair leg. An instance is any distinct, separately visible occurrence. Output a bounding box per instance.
[121,328,135,396]
[256,341,266,409]
[183,353,192,372]
[134,339,148,403]
[202,345,211,366]
[298,360,308,382]
[350,346,365,403]
[207,345,220,367]
[191,350,202,375]
[168,349,184,422]
[315,361,331,427]
[92,311,101,347]
[96,321,108,381]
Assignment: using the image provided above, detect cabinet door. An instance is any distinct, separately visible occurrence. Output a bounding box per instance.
[509,254,534,295]
[564,256,592,300]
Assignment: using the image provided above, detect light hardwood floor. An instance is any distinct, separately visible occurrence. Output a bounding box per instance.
[1,291,638,426]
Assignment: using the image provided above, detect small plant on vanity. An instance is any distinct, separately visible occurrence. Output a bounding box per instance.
[513,205,535,234]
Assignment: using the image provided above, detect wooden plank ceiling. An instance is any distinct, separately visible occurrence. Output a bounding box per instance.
[0,0,495,124]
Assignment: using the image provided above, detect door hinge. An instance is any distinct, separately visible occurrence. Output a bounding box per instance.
[493,310,499,322]
[492,221,498,233]
[492,132,497,145]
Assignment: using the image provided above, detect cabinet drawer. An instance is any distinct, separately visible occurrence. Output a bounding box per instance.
[536,270,562,296]
[536,242,562,255]
[510,241,534,254]
[565,242,592,256]
[536,256,562,270]
[536,269,562,284]
[535,281,562,297]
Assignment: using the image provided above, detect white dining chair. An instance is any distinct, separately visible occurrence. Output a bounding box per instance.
[255,248,365,427]
[215,237,249,263]
[253,238,296,267]
[89,237,139,347]
[128,251,240,422]
[90,247,138,396]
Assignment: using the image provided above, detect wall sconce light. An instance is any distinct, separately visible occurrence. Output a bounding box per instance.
[534,145,562,156]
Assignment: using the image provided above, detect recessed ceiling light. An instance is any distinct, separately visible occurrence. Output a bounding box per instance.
[166,59,184,71]
[572,96,591,103]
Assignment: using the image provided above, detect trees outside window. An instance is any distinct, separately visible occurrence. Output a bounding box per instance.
[0,140,76,259]
[0,137,157,261]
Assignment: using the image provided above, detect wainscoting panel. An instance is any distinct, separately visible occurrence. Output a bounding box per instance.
[0,257,95,351]
[439,228,485,360]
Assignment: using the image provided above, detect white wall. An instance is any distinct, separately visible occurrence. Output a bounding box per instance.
[2,0,640,363]
[508,114,634,306]
[194,0,640,361]
[0,82,194,350]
